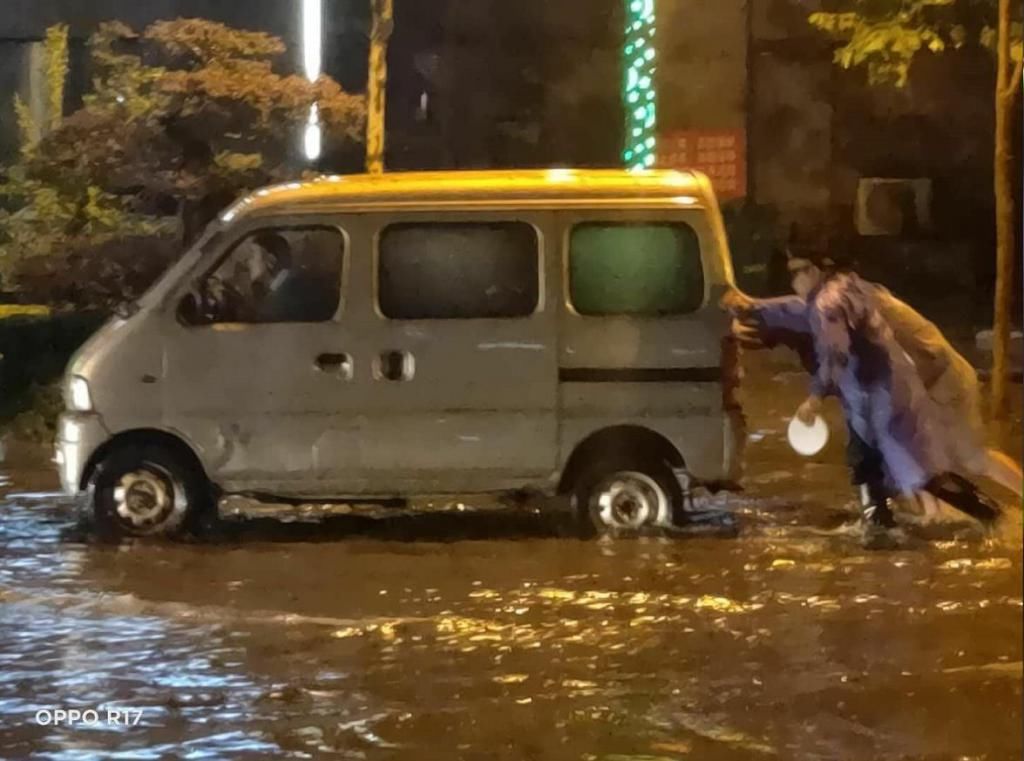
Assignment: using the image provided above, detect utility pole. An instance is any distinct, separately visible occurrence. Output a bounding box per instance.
[366,0,394,174]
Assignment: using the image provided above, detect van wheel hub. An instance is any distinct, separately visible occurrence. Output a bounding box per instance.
[113,469,176,528]
[590,471,666,530]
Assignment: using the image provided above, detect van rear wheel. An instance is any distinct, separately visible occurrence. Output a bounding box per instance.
[90,443,212,539]
[572,458,681,536]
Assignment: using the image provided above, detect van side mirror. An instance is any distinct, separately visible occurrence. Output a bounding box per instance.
[177,291,207,326]
[114,300,140,320]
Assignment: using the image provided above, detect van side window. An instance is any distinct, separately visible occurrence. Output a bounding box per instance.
[378,222,539,319]
[192,227,343,324]
[568,223,704,316]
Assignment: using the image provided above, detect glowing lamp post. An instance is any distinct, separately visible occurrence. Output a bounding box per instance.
[623,0,657,171]
[302,0,323,162]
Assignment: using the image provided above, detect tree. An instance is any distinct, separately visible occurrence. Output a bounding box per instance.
[0,23,168,308]
[0,19,365,309]
[37,19,365,235]
[810,0,1022,416]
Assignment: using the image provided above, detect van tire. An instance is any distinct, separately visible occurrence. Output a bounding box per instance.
[571,457,681,536]
[90,443,212,540]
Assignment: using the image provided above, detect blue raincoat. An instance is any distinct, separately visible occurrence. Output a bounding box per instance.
[745,273,950,495]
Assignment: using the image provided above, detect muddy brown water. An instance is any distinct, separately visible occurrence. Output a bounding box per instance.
[0,359,1021,760]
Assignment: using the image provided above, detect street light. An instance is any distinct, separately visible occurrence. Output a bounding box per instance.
[304,103,322,163]
[303,0,323,162]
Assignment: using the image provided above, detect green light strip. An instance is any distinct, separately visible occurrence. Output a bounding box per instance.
[623,0,657,170]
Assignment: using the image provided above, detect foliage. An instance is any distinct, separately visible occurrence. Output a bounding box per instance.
[0,18,365,310]
[12,96,39,157]
[0,313,105,440]
[7,381,63,442]
[44,23,69,133]
[0,168,175,306]
[13,235,181,311]
[810,0,1022,86]
[33,18,365,208]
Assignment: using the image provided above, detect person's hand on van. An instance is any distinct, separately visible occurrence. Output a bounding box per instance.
[720,287,754,315]
[731,318,765,349]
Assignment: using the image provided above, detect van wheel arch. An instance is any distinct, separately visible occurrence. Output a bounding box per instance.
[81,429,209,492]
[558,426,686,534]
[557,425,685,496]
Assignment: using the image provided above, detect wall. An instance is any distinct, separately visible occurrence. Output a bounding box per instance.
[749,0,832,233]
[657,0,747,133]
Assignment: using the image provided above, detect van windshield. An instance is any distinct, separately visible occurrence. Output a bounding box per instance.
[137,226,226,310]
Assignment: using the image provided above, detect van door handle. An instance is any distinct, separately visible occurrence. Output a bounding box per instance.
[315,352,353,380]
[374,350,415,382]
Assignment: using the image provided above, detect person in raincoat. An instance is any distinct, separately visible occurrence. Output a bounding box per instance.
[732,263,1022,512]
[726,252,1006,542]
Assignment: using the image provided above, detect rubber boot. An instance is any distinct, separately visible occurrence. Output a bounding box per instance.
[860,483,899,549]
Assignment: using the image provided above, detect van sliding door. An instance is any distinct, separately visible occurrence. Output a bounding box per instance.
[347,211,559,494]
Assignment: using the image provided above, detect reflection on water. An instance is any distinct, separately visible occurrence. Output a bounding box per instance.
[1,488,1020,760]
[0,371,1021,759]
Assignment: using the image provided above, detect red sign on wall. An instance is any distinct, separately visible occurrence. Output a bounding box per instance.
[657,129,747,200]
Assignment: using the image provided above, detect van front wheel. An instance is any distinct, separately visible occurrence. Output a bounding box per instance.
[90,444,211,539]
[572,459,681,535]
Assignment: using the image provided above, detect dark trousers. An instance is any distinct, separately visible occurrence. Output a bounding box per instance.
[845,425,897,526]
[846,426,889,496]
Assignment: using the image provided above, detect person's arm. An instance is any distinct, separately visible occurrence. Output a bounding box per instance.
[749,295,810,334]
[726,291,809,335]
[809,282,854,401]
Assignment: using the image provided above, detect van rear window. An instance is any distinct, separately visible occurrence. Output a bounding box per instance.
[378,222,539,319]
[569,223,703,316]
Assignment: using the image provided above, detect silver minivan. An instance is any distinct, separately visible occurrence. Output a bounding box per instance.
[55,169,744,537]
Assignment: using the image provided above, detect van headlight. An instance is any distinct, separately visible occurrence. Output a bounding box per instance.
[60,417,81,444]
[67,376,93,412]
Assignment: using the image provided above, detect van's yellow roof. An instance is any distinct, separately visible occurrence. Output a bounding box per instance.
[224,169,712,219]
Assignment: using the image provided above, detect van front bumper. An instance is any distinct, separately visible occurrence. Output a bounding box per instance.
[54,413,109,495]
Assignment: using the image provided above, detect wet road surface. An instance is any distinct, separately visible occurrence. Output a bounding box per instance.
[0,358,1021,760]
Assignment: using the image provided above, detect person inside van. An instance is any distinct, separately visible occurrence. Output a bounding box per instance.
[726,253,1010,546]
[199,231,338,324]
[250,232,293,318]
[198,233,285,323]
[251,232,338,323]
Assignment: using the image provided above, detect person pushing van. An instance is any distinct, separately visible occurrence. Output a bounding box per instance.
[726,252,1013,545]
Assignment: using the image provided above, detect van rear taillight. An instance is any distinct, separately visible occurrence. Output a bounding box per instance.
[721,336,743,411]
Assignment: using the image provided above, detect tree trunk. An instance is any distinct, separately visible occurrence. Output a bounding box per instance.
[366,0,394,174]
[992,98,1012,417]
[991,0,1021,418]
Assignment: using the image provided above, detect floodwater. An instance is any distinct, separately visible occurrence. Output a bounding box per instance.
[0,358,1021,760]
